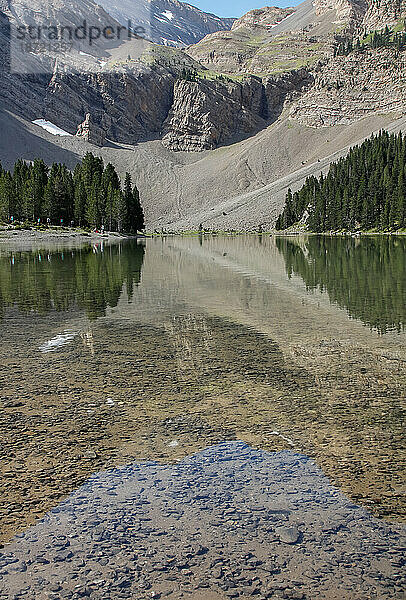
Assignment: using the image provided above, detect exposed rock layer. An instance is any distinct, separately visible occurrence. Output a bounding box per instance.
[314,0,368,27]
[162,69,311,151]
[230,6,294,31]
[361,0,406,30]
[290,49,406,127]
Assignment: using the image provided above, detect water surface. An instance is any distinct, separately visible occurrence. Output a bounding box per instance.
[0,235,405,598]
[1,443,405,600]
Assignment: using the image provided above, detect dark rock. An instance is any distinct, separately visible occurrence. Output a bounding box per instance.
[275,526,301,544]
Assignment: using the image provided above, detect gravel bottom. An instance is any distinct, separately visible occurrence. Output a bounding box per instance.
[0,442,405,600]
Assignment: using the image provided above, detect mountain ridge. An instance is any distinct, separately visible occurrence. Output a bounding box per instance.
[95,0,235,47]
[0,0,405,231]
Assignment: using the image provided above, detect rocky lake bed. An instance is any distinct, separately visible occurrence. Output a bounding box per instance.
[1,443,405,600]
[0,235,405,599]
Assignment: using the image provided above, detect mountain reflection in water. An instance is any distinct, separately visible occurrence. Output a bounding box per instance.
[0,235,404,555]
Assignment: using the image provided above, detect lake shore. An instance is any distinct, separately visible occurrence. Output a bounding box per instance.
[147,229,406,237]
[0,226,143,251]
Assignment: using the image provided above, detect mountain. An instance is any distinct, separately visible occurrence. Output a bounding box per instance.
[0,0,134,74]
[185,0,356,76]
[0,0,233,74]
[0,0,405,232]
[95,0,235,47]
[0,0,312,148]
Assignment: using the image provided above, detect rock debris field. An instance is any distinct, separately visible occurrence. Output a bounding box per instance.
[0,442,405,600]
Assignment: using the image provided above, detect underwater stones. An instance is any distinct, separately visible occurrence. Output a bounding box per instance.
[3,559,27,573]
[52,549,73,562]
[274,526,301,544]
[1,443,405,599]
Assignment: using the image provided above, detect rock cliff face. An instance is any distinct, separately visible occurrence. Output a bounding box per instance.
[162,77,266,151]
[289,0,406,128]
[162,69,312,151]
[290,48,406,127]
[314,0,406,31]
[361,0,406,31]
[43,66,176,143]
[76,113,106,146]
[0,10,313,153]
[314,0,367,26]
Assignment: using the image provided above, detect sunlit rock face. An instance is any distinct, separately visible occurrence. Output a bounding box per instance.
[162,71,312,152]
[314,0,367,24]
[76,113,106,146]
[290,48,406,127]
[362,0,406,31]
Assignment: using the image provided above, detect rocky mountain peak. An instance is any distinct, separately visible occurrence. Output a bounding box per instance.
[230,6,294,32]
[96,0,235,47]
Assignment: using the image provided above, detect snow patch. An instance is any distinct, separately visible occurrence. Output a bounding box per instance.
[162,10,174,21]
[271,11,294,27]
[267,11,295,29]
[32,119,72,137]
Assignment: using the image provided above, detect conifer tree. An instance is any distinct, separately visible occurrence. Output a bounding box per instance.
[113,189,126,232]
[122,173,145,233]
[0,154,145,232]
[276,131,405,232]
[132,183,145,232]
[0,171,12,222]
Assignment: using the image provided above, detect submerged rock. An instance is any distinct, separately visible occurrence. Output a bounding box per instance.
[275,526,301,544]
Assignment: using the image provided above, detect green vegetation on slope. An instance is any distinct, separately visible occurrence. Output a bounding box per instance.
[0,154,144,233]
[335,24,406,56]
[179,67,238,83]
[276,131,406,232]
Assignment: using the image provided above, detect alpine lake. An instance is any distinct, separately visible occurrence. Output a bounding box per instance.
[0,234,405,600]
